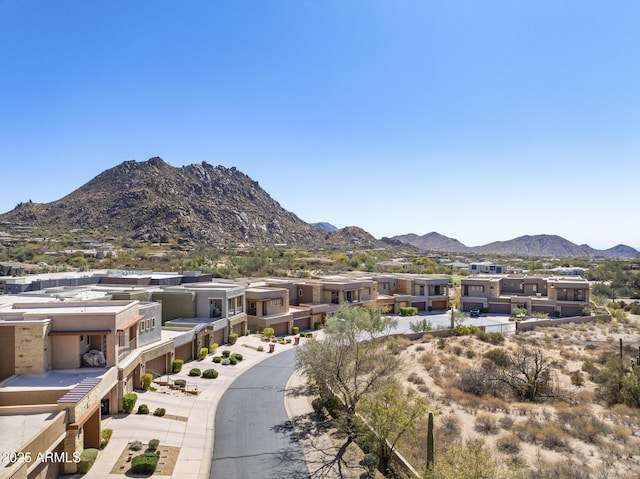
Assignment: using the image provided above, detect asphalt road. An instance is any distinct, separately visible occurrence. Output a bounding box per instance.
[210,348,308,479]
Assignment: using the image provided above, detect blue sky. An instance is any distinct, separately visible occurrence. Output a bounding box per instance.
[1,1,638,250]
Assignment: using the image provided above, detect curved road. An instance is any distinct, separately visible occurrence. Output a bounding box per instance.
[210,348,308,478]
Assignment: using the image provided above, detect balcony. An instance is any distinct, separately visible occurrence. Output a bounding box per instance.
[118,337,137,362]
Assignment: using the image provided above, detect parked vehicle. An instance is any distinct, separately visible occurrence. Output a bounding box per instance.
[469,308,481,318]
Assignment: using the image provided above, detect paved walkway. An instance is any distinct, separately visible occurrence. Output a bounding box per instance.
[71,334,313,479]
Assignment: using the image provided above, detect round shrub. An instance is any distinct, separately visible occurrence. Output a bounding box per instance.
[137,404,149,415]
[199,347,209,360]
[202,369,219,379]
[153,407,166,417]
[229,356,238,365]
[142,373,153,390]
[210,342,219,353]
[188,368,201,377]
[232,353,243,361]
[212,356,222,363]
[148,439,160,451]
[222,350,231,358]
[229,333,238,345]
[76,448,99,473]
[292,326,299,335]
[129,440,143,451]
[131,452,159,474]
[257,345,264,352]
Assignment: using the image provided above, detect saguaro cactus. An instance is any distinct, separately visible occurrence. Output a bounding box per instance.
[427,411,434,470]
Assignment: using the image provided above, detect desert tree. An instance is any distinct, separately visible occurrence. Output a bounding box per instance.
[501,345,559,402]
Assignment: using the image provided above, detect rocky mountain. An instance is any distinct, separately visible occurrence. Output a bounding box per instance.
[311,222,338,232]
[392,232,640,259]
[0,158,385,248]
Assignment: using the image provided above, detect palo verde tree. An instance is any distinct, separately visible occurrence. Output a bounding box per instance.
[295,303,402,433]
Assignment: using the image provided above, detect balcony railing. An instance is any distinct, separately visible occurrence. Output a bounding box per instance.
[118,337,137,362]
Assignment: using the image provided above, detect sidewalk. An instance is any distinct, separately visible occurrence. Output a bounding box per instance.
[73,334,312,479]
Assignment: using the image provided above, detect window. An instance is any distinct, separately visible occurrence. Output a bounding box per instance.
[151,317,156,328]
[271,298,283,306]
[298,289,303,297]
[146,319,150,330]
[236,296,244,313]
[86,335,90,345]
[139,322,145,333]
[80,335,84,342]
[469,285,485,293]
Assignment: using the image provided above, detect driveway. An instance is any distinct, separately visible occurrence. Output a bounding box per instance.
[210,348,308,479]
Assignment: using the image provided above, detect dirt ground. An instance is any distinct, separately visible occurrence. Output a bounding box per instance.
[109,443,180,476]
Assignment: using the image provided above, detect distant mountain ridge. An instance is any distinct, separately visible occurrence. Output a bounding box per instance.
[391,232,640,259]
[0,157,384,248]
[311,222,338,232]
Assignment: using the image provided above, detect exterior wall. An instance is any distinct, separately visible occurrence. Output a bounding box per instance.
[14,321,51,375]
[152,291,196,323]
[51,335,82,369]
[137,302,162,347]
[0,324,16,381]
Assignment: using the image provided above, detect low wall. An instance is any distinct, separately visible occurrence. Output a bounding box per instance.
[515,314,611,332]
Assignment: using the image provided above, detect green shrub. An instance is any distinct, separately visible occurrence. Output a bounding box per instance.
[131,452,159,474]
[313,322,322,330]
[257,345,264,352]
[210,342,219,353]
[202,369,219,379]
[229,333,238,345]
[483,348,510,367]
[263,327,275,339]
[188,368,201,377]
[232,353,243,361]
[199,347,209,360]
[142,373,153,390]
[123,393,138,413]
[212,356,222,363]
[324,396,344,418]
[137,404,149,415]
[173,379,186,388]
[153,407,166,417]
[455,324,480,336]
[400,307,418,316]
[172,359,184,373]
[100,428,113,448]
[129,440,143,451]
[292,326,299,335]
[76,448,99,473]
[222,349,231,358]
[148,439,160,451]
[229,356,238,365]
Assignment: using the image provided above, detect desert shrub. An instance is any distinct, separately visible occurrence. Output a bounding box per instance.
[257,345,264,352]
[209,342,219,353]
[137,404,149,415]
[513,419,540,443]
[199,347,209,360]
[232,353,243,361]
[415,344,426,352]
[123,393,138,413]
[222,349,231,358]
[129,440,143,451]
[360,452,380,477]
[174,379,186,388]
[495,433,520,454]
[400,306,418,316]
[131,452,159,474]
[531,459,591,479]
[142,373,153,390]
[76,448,99,473]
[153,407,166,417]
[437,414,461,439]
[172,359,184,373]
[455,324,480,336]
[407,372,425,385]
[498,415,514,429]
[611,424,631,442]
[314,322,322,330]
[212,356,222,363]
[229,356,238,365]
[228,333,238,345]
[569,370,585,387]
[538,425,570,450]
[386,336,410,354]
[100,428,113,448]
[148,438,160,450]
[474,330,505,345]
[292,326,299,335]
[188,368,201,377]
[202,368,219,379]
[474,413,499,435]
[278,338,285,344]
[436,337,446,349]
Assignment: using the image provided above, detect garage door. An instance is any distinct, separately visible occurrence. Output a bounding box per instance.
[413,302,427,312]
[463,302,483,312]
[431,300,447,311]
[213,329,225,346]
[175,343,192,362]
[489,303,511,314]
[561,306,584,317]
[272,322,289,337]
[232,323,244,336]
[145,354,168,376]
[294,317,311,331]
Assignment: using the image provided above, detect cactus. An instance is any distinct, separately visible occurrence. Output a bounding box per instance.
[427,411,434,470]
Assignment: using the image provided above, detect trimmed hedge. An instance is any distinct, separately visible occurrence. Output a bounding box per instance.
[131,452,159,474]
[229,333,238,345]
[76,448,98,473]
[199,347,209,360]
[123,393,138,413]
[232,353,243,361]
[148,439,160,451]
[202,368,219,379]
[229,356,238,366]
[172,359,184,373]
[212,356,222,363]
[400,307,418,316]
[210,342,219,353]
[153,407,166,417]
[100,428,113,449]
[222,349,231,358]
[142,373,153,390]
[188,368,201,377]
